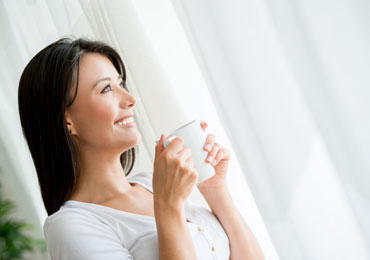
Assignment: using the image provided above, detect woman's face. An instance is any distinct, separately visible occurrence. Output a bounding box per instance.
[65,53,141,153]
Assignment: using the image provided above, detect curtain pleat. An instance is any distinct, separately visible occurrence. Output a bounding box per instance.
[171,0,370,259]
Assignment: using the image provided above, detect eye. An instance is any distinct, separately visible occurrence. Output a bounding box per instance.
[100,79,128,94]
[101,84,112,94]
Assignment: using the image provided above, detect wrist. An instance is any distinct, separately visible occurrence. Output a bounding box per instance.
[154,200,185,217]
[198,185,234,218]
[197,178,228,192]
[198,183,230,205]
[154,204,187,228]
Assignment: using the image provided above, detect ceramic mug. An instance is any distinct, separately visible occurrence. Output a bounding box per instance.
[156,119,215,184]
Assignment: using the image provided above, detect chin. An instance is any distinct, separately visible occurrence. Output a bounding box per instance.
[120,133,141,150]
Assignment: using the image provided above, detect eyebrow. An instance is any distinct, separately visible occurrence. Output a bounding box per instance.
[92,74,123,89]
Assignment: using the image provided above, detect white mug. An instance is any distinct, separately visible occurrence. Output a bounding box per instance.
[156,119,215,184]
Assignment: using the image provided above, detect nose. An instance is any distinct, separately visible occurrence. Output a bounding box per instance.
[118,84,136,108]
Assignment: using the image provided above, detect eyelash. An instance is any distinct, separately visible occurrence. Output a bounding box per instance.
[101,80,128,94]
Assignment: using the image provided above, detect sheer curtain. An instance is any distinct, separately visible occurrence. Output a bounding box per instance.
[171,0,370,259]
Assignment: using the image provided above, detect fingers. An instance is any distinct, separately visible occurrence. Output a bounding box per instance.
[185,156,195,169]
[213,147,230,166]
[165,136,185,154]
[176,146,192,163]
[203,132,230,166]
[203,133,215,152]
[205,142,221,165]
[154,134,166,164]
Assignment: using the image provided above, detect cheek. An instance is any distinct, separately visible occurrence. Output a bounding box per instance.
[76,99,117,133]
[92,101,116,124]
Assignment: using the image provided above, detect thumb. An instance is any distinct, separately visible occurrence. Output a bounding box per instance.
[154,134,166,162]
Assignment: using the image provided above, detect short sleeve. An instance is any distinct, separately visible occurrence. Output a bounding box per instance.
[43,210,133,260]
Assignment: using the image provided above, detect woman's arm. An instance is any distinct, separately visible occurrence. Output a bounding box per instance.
[154,201,197,260]
[198,185,265,260]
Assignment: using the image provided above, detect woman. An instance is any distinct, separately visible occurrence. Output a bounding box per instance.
[18,37,264,259]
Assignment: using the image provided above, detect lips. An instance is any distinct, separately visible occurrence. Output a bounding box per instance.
[114,114,134,124]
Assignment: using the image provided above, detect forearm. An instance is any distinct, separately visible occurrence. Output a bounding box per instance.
[198,185,265,260]
[154,202,197,260]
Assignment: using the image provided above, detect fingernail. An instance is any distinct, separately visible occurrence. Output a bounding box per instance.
[212,159,217,165]
[206,155,213,162]
[204,144,211,151]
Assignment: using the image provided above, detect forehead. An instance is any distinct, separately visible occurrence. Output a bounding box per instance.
[78,53,118,84]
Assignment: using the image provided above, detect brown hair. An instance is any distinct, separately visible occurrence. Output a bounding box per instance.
[18,37,136,216]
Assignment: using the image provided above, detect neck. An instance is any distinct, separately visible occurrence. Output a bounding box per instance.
[69,148,134,204]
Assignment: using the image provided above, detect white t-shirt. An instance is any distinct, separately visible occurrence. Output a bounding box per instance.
[43,171,230,260]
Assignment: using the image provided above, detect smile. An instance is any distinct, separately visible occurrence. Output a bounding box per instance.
[114,116,135,127]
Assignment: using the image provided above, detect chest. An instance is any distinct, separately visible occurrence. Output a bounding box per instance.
[112,207,230,260]
[102,184,155,217]
[101,184,192,222]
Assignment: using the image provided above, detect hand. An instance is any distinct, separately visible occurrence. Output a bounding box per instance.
[197,120,230,190]
[152,134,198,210]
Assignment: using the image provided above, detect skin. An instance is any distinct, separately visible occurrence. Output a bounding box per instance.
[65,52,141,204]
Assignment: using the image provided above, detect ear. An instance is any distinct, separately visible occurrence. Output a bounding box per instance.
[65,110,75,134]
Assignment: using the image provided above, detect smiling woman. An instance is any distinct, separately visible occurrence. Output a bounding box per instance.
[17,37,241,260]
[18,37,138,218]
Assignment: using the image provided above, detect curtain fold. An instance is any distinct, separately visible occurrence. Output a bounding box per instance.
[171,0,370,259]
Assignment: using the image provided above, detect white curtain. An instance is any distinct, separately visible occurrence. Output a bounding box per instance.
[171,0,370,259]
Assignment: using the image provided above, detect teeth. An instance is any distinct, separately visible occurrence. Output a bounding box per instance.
[117,116,134,126]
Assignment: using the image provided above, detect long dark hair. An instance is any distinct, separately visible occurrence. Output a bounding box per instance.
[18,37,136,216]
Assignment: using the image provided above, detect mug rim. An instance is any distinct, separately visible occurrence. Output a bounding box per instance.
[155,119,199,143]
[171,119,198,133]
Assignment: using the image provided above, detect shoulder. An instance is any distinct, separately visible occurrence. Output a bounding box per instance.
[44,204,98,227]
[43,206,110,241]
[43,207,133,259]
